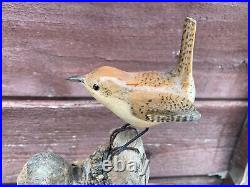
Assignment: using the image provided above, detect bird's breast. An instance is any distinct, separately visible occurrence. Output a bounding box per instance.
[94,93,159,128]
[110,98,160,128]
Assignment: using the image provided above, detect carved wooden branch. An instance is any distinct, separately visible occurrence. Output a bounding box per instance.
[17,128,149,184]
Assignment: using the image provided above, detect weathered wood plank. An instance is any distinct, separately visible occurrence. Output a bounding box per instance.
[228,117,248,184]
[2,100,247,183]
[2,3,248,98]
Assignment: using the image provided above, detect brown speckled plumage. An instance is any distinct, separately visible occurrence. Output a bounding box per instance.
[68,17,201,128]
[129,91,200,123]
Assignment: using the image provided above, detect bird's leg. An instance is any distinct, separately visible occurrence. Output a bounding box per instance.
[109,124,130,145]
[109,128,149,160]
[108,124,138,155]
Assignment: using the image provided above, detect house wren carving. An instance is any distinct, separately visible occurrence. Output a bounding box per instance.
[67,17,201,158]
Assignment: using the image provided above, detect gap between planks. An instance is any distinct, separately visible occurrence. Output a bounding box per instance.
[2,99,248,109]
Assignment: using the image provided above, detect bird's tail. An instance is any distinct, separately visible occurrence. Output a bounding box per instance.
[175,17,197,77]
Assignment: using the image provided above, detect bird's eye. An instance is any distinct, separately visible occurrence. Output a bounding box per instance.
[93,83,100,91]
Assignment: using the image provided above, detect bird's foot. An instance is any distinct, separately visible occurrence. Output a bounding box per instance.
[106,127,149,160]
[108,124,138,153]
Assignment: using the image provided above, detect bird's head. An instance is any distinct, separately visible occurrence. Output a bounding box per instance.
[67,66,128,103]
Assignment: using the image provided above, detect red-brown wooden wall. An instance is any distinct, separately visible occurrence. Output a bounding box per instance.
[2,2,248,184]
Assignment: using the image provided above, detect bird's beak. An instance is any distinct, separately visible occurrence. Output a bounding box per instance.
[66,75,84,83]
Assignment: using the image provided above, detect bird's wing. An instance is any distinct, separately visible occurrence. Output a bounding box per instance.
[128,91,201,122]
[145,108,201,122]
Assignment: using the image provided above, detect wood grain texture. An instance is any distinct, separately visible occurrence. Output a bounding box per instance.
[2,100,247,183]
[2,2,248,99]
[228,118,248,184]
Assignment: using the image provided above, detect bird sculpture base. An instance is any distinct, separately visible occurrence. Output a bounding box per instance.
[17,128,150,184]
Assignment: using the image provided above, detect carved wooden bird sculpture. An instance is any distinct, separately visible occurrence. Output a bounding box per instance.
[67,17,201,158]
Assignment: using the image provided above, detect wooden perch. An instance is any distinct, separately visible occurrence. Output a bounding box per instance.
[17,128,149,184]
